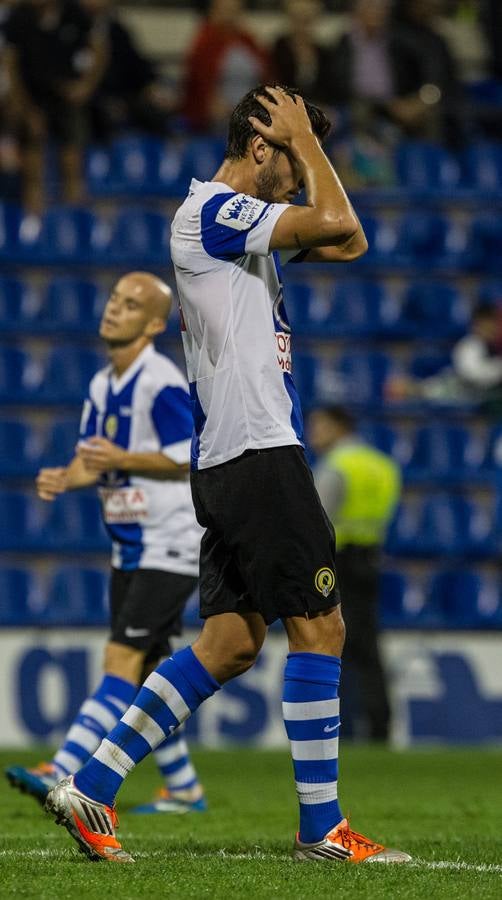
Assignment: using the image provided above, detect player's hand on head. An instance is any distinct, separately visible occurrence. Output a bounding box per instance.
[77,436,127,472]
[248,86,313,150]
[36,467,68,501]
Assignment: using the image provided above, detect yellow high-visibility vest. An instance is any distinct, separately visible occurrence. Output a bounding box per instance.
[327,441,401,549]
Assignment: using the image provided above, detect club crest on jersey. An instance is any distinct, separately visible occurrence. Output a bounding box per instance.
[216,194,264,231]
[314,567,336,597]
[105,414,118,440]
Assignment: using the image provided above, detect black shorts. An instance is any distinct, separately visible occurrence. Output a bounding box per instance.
[110,568,198,659]
[190,446,340,626]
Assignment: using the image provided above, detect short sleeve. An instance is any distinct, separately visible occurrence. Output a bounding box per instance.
[200,191,289,261]
[79,397,98,440]
[279,248,309,265]
[151,385,193,464]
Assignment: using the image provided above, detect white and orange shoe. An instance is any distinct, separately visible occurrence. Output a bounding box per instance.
[131,784,207,815]
[294,818,412,864]
[45,777,134,863]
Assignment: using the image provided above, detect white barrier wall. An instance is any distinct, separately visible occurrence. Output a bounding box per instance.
[1,629,502,747]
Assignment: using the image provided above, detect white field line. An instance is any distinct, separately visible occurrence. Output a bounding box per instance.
[0,848,502,873]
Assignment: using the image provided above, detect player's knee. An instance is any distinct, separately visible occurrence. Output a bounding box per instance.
[104,641,146,684]
[285,606,346,657]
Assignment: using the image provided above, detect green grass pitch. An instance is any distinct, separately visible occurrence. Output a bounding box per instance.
[1,746,501,899]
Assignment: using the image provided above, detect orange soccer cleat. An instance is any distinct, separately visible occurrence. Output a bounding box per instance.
[294,817,412,864]
[45,776,134,863]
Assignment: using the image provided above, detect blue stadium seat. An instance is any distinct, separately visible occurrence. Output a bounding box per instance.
[109,208,170,265]
[470,214,502,273]
[0,420,42,476]
[385,500,421,556]
[478,279,502,304]
[0,491,44,550]
[484,424,502,476]
[409,350,451,379]
[40,347,106,403]
[358,421,407,461]
[0,346,43,403]
[43,567,109,626]
[395,212,470,270]
[0,568,39,625]
[42,207,111,265]
[419,495,493,558]
[328,281,400,337]
[39,417,80,467]
[41,278,106,333]
[0,276,41,332]
[396,142,463,194]
[405,424,484,483]
[354,215,398,268]
[294,350,392,408]
[429,569,502,628]
[463,143,502,194]
[41,493,109,552]
[281,281,316,336]
[182,137,226,183]
[378,571,438,628]
[400,282,470,338]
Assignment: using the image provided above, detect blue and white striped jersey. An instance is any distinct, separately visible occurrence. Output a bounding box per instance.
[170,179,304,471]
[79,344,201,574]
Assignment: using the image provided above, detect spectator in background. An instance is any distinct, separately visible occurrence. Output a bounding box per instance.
[80,0,175,141]
[272,0,331,107]
[309,406,401,742]
[388,303,502,414]
[327,0,466,147]
[0,1,21,199]
[4,0,106,213]
[392,0,466,146]
[182,0,270,133]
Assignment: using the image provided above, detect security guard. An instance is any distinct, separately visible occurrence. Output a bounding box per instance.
[309,405,401,742]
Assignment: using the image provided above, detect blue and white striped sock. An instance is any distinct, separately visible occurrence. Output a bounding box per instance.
[283,651,343,844]
[74,647,219,807]
[52,674,137,778]
[154,727,200,794]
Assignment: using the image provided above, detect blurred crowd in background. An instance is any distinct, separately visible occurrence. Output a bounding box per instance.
[0,0,500,212]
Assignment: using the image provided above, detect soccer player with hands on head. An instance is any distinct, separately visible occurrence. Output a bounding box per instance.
[44,86,411,865]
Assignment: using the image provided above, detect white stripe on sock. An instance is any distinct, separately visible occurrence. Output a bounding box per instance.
[295,780,338,805]
[154,737,188,767]
[52,749,82,775]
[282,698,340,721]
[64,723,102,754]
[105,695,129,714]
[144,672,191,723]
[80,699,119,733]
[94,738,136,778]
[122,705,166,749]
[290,737,339,761]
[166,761,197,789]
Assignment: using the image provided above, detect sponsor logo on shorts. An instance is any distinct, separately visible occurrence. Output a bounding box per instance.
[125,626,150,638]
[314,567,336,597]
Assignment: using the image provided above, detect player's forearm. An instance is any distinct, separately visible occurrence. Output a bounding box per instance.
[120,452,189,480]
[289,134,362,245]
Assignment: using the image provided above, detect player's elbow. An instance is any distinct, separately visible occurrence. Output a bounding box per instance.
[319,212,359,246]
[341,230,369,261]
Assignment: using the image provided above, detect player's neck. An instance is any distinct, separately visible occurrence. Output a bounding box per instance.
[212,159,255,196]
[107,337,150,378]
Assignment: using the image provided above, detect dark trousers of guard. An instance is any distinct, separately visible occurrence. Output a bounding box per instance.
[337,544,391,742]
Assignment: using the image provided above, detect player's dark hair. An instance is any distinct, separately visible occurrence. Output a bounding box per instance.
[225,84,331,160]
[317,406,356,433]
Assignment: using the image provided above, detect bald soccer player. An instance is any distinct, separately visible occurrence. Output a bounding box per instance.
[6,272,206,815]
